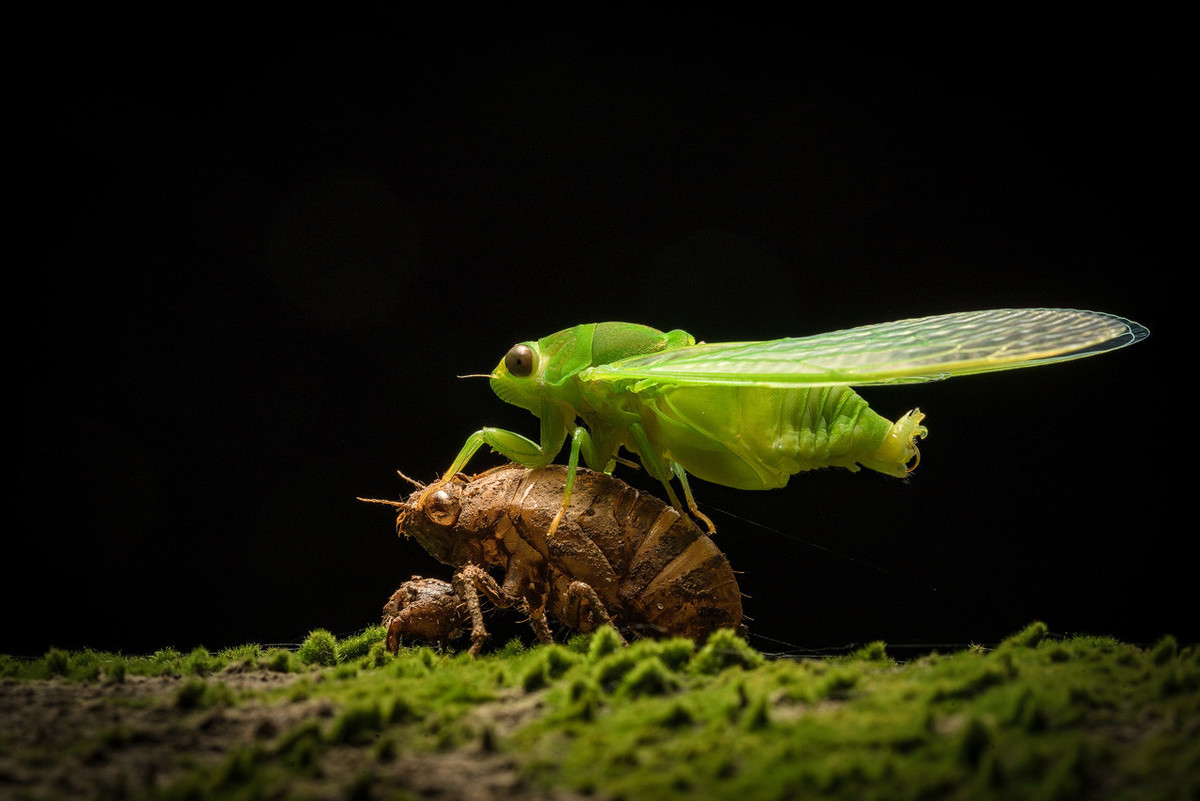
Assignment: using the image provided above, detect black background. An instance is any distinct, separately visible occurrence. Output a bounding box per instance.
[19,12,1183,657]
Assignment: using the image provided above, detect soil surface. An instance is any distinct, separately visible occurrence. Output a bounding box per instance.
[0,667,588,800]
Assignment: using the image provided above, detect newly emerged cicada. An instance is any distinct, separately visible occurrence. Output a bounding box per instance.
[442,309,1148,532]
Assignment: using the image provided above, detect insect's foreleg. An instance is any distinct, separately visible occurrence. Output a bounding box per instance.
[442,427,558,481]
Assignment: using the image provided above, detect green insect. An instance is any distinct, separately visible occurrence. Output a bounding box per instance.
[443,309,1148,534]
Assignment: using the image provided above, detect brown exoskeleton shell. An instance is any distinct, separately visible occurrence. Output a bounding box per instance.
[367,464,745,655]
[381,577,468,651]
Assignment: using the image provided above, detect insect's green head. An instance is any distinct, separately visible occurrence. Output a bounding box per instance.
[487,327,591,411]
[488,324,689,412]
[489,339,545,412]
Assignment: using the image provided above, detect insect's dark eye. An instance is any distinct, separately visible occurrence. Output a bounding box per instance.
[504,343,535,377]
[424,488,460,526]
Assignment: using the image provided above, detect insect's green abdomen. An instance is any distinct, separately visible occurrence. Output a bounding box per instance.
[639,385,925,489]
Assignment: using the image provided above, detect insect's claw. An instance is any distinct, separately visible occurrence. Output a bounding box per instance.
[548,504,567,538]
[692,508,717,537]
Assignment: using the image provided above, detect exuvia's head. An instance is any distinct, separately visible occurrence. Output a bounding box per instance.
[397,479,480,566]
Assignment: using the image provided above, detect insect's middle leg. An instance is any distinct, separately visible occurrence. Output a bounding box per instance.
[548,425,620,537]
[626,422,717,535]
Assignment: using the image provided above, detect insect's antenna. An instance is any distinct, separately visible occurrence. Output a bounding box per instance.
[457,373,496,380]
[395,469,427,489]
[357,496,418,539]
[357,496,410,509]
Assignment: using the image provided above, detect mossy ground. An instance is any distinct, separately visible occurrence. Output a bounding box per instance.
[2,622,1196,800]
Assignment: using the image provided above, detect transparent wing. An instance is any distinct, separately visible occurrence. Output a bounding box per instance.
[585,309,1148,388]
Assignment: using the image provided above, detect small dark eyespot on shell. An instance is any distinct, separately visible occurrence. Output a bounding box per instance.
[425,488,460,526]
[505,344,535,377]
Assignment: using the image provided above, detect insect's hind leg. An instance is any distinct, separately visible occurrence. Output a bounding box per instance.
[626,422,717,535]
[672,462,717,536]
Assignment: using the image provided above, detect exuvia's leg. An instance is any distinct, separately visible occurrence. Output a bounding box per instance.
[451,568,489,657]
[566,580,626,643]
[523,601,555,645]
[453,563,521,657]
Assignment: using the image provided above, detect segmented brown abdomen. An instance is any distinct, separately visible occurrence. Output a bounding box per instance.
[504,466,743,642]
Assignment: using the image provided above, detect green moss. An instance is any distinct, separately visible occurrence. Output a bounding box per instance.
[44,647,71,676]
[261,647,298,673]
[654,637,697,671]
[274,718,324,770]
[327,701,384,745]
[297,629,338,667]
[844,640,892,664]
[217,643,263,666]
[587,625,625,661]
[6,622,1196,801]
[174,677,232,710]
[1150,634,1179,665]
[151,646,181,664]
[183,646,215,676]
[659,700,695,729]
[105,658,127,684]
[564,630,594,654]
[495,637,528,658]
[521,644,580,691]
[740,691,771,731]
[212,742,264,790]
[690,628,763,675]
[957,716,992,766]
[617,656,680,698]
[336,625,387,663]
[591,648,644,692]
[1002,620,1049,649]
[355,640,388,669]
[816,668,859,700]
